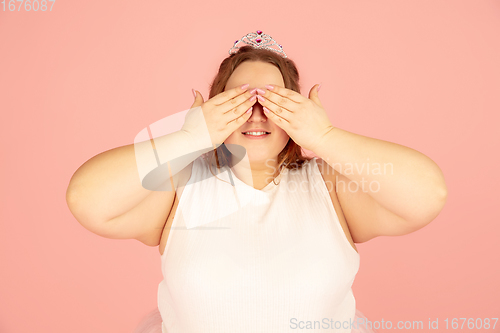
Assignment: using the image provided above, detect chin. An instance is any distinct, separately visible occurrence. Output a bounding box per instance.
[246,151,274,163]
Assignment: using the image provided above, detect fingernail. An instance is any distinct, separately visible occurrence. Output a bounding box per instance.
[265,85,274,90]
[256,88,266,95]
[192,89,196,98]
[263,107,270,114]
[316,83,322,92]
[241,83,250,90]
[257,95,265,103]
[249,88,258,95]
[246,107,253,114]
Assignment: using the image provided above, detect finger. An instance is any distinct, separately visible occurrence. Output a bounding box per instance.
[258,91,297,115]
[263,84,304,104]
[223,93,257,123]
[190,90,204,109]
[263,106,290,131]
[257,94,292,122]
[227,105,254,128]
[212,84,251,107]
[222,91,257,115]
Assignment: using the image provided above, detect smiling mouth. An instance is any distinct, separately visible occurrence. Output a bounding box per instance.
[241,132,271,135]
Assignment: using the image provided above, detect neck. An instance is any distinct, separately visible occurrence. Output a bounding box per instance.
[229,155,280,190]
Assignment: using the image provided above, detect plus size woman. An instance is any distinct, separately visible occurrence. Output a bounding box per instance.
[66,30,448,333]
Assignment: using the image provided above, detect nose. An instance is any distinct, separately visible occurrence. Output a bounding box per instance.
[248,102,268,122]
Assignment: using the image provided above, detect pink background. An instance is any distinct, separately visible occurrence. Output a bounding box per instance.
[1,1,499,332]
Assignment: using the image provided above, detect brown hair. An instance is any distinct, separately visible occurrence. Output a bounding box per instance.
[203,45,313,185]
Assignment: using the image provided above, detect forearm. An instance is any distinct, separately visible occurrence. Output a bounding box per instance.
[313,127,448,224]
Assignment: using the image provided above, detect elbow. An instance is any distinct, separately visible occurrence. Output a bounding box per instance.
[66,188,86,226]
[429,160,448,209]
[437,184,448,215]
[423,167,449,224]
[433,178,449,214]
[438,184,448,206]
[432,184,448,218]
[66,187,104,229]
[412,185,448,228]
[65,186,78,215]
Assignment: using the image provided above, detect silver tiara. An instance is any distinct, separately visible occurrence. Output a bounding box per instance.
[228,30,287,58]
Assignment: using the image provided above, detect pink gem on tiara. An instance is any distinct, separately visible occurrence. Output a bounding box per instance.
[228,30,287,58]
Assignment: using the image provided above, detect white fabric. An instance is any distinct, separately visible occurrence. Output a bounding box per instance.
[158,155,360,333]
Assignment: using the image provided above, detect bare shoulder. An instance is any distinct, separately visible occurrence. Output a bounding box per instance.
[157,160,195,255]
[316,157,418,244]
[314,157,358,253]
[136,160,194,250]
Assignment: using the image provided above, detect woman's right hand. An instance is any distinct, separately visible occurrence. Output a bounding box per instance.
[181,84,257,146]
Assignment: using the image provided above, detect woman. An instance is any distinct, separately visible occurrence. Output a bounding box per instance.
[66,31,448,333]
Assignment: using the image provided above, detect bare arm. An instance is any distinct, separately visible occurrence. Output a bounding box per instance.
[313,128,448,242]
[66,86,256,243]
[65,128,212,241]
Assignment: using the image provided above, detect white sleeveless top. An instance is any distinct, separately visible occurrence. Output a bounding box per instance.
[158,155,360,333]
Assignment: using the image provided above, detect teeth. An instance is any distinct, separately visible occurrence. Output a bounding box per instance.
[243,132,268,136]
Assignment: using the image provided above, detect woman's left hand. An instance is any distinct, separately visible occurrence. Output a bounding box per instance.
[257,84,334,153]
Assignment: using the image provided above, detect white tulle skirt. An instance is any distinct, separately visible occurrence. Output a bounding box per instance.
[133,308,377,333]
